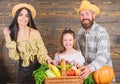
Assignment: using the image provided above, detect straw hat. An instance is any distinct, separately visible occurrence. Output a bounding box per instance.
[75,0,100,16]
[12,3,36,19]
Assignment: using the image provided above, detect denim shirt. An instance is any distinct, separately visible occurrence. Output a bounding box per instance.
[77,22,113,72]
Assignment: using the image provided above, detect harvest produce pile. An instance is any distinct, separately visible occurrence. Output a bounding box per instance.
[33,59,114,84]
[32,62,84,84]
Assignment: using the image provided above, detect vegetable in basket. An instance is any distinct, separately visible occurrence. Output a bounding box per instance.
[48,64,61,77]
[45,69,56,78]
[66,68,75,76]
[32,63,48,84]
[57,64,72,70]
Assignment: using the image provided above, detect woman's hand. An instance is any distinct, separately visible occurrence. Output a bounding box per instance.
[3,27,10,36]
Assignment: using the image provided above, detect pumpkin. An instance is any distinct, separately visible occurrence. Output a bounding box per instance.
[93,66,115,84]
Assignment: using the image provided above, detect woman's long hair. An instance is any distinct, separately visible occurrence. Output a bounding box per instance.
[9,7,37,41]
[58,27,76,54]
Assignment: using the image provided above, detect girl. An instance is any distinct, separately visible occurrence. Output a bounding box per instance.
[54,27,85,67]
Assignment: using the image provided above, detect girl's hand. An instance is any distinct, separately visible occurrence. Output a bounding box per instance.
[46,59,56,65]
[3,27,10,36]
[75,63,82,69]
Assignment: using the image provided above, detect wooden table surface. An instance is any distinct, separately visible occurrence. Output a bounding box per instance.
[110,82,120,84]
[7,82,120,84]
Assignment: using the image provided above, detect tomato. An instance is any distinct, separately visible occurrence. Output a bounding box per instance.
[66,68,75,76]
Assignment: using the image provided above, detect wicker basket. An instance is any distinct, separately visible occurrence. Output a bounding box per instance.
[44,76,83,84]
[44,59,84,84]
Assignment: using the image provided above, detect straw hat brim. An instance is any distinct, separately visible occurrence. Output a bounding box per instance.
[75,0,100,16]
[12,3,36,19]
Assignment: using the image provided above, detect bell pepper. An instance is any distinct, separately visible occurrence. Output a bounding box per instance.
[66,68,75,76]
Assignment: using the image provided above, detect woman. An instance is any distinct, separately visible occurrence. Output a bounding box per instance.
[3,3,54,84]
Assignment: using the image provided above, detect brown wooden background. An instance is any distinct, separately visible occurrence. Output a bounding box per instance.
[0,0,120,83]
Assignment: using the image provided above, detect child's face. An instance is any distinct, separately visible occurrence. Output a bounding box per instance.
[63,33,75,50]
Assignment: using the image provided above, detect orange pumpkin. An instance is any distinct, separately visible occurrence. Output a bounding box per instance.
[93,66,115,84]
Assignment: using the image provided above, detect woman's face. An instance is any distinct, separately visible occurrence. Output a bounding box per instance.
[17,8,29,27]
[63,33,75,50]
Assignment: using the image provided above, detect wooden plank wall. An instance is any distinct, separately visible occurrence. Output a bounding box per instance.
[0,0,120,83]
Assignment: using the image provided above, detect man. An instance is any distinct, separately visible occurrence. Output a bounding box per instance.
[75,0,114,80]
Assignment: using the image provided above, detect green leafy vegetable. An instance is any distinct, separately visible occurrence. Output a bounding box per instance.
[84,74,94,84]
[33,63,48,84]
[57,64,72,70]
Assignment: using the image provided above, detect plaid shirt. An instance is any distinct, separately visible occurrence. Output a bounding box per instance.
[77,22,113,72]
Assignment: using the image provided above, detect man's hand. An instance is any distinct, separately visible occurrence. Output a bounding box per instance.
[80,65,91,79]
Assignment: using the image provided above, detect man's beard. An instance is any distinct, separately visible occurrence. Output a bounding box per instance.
[80,19,94,30]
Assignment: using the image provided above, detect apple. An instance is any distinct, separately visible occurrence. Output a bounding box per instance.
[71,66,77,70]
[75,68,81,76]
[71,66,81,76]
